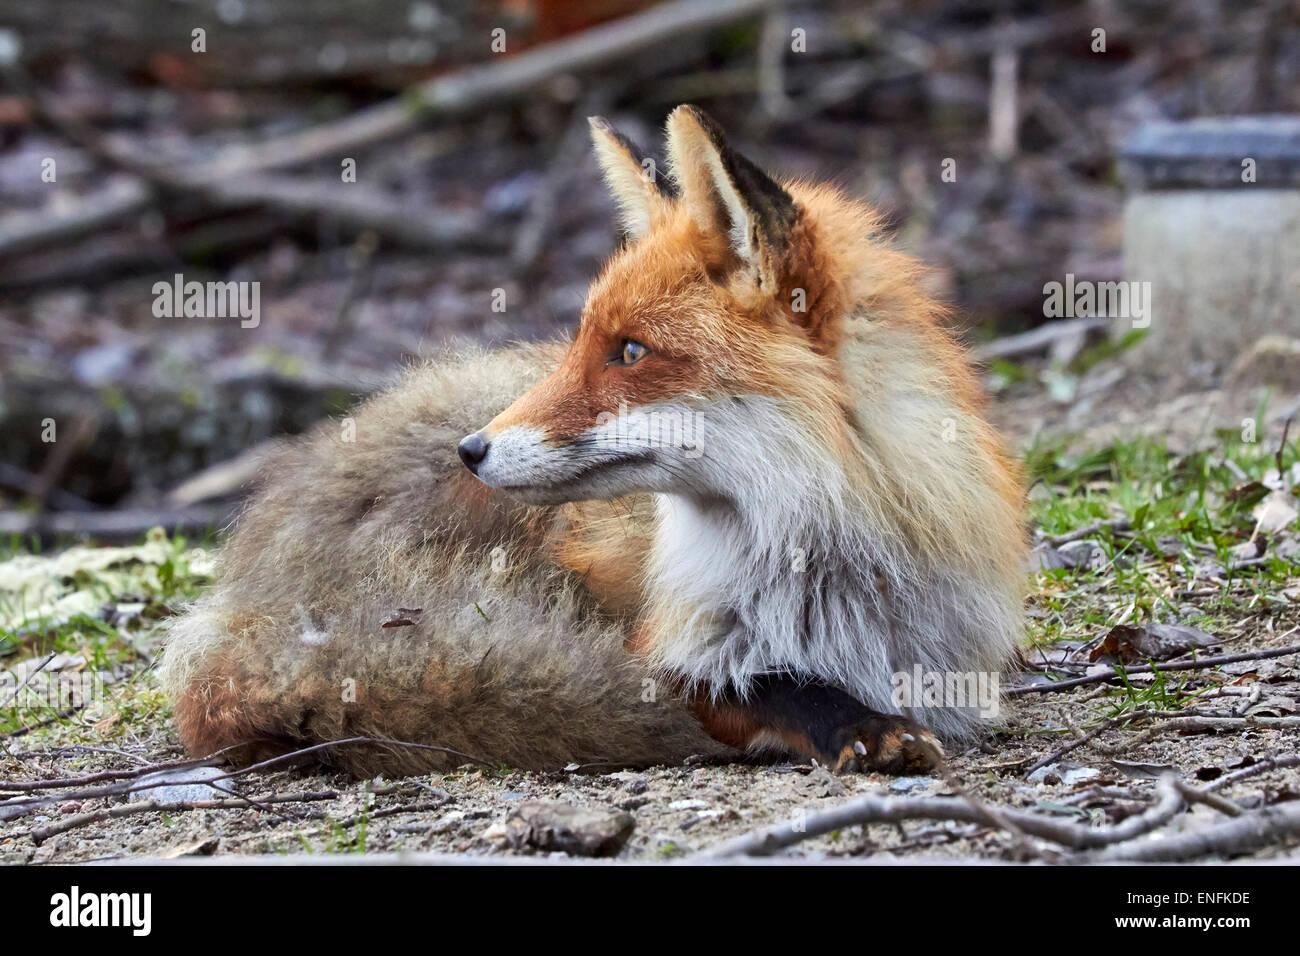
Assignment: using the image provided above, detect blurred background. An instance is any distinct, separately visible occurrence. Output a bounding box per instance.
[0,0,1297,539]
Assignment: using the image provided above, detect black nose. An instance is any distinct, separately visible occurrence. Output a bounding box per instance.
[457,432,489,472]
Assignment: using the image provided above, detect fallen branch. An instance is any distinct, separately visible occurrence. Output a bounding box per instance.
[5,63,505,256]
[1046,517,1131,546]
[10,744,151,765]
[0,505,234,541]
[202,735,491,781]
[0,178,150,259]
[1171,777,1244,818]
[0,706,84,740]
[1024,711,1134,776]
[1096,799,1300,862]
[1,736,483,825]
[1008,642,1300,696]
[915,734,1043,860]
[0,0,773,260]
[706,774,1186,857]
[1119,713,1300,751]
[0,735,487,822]
[0,463,98,512]
[204,175,503,252]
[165,444,275,508]
[0,211,293,292]
[1203,754,1300,793]
[973,316,1111,363]
[0,756,220,793]
[765,9,1092,120]
[187,0,776,178]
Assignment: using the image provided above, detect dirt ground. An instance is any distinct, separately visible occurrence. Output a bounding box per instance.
[5,697,1300,864]
[4,679,1298,863]
[3,357,1300,865]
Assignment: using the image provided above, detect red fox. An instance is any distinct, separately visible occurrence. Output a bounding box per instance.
[161,106,1025,776]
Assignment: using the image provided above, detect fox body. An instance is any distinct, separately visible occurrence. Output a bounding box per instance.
[161,107,1025,775]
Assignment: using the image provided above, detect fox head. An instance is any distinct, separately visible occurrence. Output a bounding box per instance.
[460,105,867,505]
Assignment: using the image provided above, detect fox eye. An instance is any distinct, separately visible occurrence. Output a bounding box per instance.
[617,339,649,366]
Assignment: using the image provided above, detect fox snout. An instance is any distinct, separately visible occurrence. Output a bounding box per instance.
[457,431,489,474]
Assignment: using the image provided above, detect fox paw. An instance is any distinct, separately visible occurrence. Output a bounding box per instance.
[827,716,942,774]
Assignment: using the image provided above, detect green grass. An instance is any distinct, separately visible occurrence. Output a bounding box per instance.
[1024,422,1300,672]
[292,787,371,855]
[0,527,211,736]
[1102,661,1203,716]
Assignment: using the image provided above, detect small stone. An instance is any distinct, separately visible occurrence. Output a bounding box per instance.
[795,766,845,798]
[1027,762,1101,786]
[889,776,932,794]
[1057,539,1103,569]
[158,838,218,858]
[502,800,634,857]
[133,766,230,803]
[1227,336,1300,391]
[482,821,510,847]
[668,799,710,811]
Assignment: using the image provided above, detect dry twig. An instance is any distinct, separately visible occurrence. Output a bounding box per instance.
[706,774,1187,858]
[1009,641,1300,696]
[1203,754,1300,793]
[1096,799,1300,862]
[0,735,485,822]
[0,652,56,713]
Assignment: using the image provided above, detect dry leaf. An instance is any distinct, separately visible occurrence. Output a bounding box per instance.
[1090,623,1219,663]
[1252,489,1299,537]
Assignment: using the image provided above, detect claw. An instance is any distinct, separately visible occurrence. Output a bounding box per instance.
[853,740,868,756]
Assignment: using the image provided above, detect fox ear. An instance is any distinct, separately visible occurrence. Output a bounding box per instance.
[589,117,670,240]
[664,104,798,289]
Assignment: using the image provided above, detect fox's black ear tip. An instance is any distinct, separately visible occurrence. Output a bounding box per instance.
[670,103,725,142]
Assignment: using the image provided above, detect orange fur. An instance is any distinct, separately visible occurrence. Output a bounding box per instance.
[162,106,1024,774]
